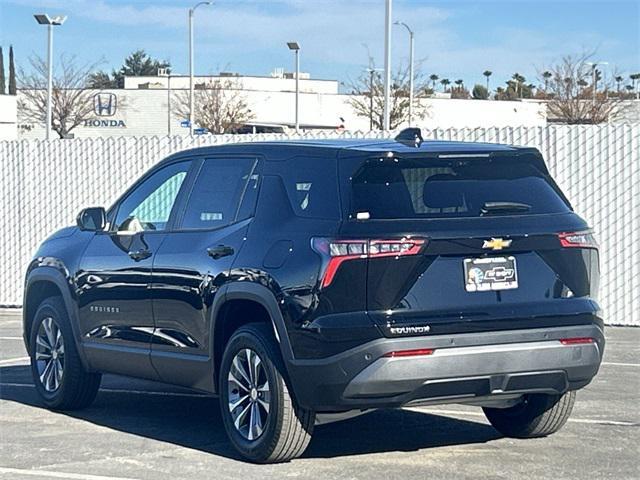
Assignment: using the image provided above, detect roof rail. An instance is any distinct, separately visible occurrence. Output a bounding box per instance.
[395,128,423,147]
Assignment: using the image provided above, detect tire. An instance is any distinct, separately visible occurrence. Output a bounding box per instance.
[29,296,101,410]
[219,323,314,463]
[483,391,576,438]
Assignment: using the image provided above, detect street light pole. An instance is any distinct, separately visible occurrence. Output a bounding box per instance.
[287,42,301,133]
[47,23,53,139]
[587,61,608,106]
[34,14,67,140]
[383,0,392,131]
[395,21,414,126]
[167,74,172,136]
[366,67,383,131]
[188,1,212,136]
[368,68,375,131]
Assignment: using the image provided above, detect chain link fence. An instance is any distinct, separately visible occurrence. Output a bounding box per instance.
[1,126,638,325]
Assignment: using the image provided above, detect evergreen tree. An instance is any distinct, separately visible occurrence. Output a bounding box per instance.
[8,45,17,95]
[88,49,171,88]
[0,47,5,94]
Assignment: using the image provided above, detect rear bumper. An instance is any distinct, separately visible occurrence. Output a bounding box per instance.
[286,324,604,412]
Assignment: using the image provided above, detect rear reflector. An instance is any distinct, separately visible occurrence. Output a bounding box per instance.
[559,337,595,345]
[383,348,435,358]
[558,230,597,249]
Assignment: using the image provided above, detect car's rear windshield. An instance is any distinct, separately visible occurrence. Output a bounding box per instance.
[347,156,571,219]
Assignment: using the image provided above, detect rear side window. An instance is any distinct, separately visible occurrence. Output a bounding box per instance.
[348,156,571,219]
[180,158,257,229]
[270,155,340,219]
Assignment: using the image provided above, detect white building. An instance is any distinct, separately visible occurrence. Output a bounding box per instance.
[124,69,339,95]
[17,71,548,140]
[0,95,17,140]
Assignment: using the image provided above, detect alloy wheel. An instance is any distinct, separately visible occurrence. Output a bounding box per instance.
[35,317,65,392]
[227,348,271,441]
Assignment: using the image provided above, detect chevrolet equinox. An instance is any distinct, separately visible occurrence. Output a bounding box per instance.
[23,129,604,463]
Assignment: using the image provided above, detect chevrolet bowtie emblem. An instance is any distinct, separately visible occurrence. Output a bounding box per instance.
[482,237,512,251]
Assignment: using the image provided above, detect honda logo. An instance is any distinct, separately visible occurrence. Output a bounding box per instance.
[94,93,117,117]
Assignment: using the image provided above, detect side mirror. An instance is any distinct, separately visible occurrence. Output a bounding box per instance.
[77,207,107,231]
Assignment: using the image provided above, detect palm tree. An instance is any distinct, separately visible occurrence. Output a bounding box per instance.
[483,70,492,92]
[512,73,526,98]
[625,85,634,97]
[577,78,588,93]
[631,73,640,99]
[454,79,464,91]
[429,74,439,90]
[615,75,624,93]
[440,78,450,92]
[542,71,553,92]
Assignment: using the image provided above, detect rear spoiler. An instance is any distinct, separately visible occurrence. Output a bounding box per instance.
[394,128,548,174]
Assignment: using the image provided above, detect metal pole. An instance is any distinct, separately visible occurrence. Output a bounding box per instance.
[408,30,414,126]
[46,23,53,140]
[369,69,374,131]
[188,8,194,136]
[383,0,392,131]
[167,75,171,136]
[295,48,300,133]
[592,65,596,106]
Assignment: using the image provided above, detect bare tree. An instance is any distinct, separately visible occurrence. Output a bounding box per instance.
[18,55,100,138]
[173,79,254,134]
[540,53,627,124]
[346,57,427,130]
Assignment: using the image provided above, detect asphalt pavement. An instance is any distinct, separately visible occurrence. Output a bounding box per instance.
[0,308,638,480]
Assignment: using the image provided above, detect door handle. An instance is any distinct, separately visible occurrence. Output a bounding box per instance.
[207,245,235,260]
[128,249,151,261]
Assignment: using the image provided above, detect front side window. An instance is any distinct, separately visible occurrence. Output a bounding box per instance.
[179,158,257,230]
[114,161,191,232]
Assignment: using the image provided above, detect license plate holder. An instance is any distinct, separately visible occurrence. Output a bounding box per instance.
[464,256,518,292]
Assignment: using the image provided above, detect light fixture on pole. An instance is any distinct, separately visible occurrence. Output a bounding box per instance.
[586,61,608,106]
[34,13,67,141]
[188,1,212,136]
[287,42,301,133]
[394,21,414,126]
[383,0,392,131]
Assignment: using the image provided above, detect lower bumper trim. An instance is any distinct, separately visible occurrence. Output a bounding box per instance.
[344,340,600,398]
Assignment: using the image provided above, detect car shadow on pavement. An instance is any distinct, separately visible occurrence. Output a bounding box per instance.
[0,365,501,461]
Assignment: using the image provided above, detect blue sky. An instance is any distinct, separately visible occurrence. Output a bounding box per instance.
[1,0,638,90]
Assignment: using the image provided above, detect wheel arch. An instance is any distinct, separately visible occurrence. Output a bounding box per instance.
[23,268,90,370]
[211,282,295,391]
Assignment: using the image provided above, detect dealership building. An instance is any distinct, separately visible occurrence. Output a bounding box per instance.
[14,69,550,140]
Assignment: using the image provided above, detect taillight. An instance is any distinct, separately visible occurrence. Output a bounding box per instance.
[559,337,594,345]
[312,237,426,288]
[558,230,597,249]
[383,348,435,358]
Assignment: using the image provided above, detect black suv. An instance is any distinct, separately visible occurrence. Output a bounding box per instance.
[23,130,604,463]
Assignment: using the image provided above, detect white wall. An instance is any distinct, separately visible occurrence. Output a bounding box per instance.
[0,95,17,140]
[17,88,547,140]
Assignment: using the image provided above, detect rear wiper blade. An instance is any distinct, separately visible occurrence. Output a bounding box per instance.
[481,201,531,215]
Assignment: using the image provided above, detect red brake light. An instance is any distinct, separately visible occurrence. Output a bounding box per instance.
[558,230,597,249]
[559,337,594,345]
[312,237,426,288]
[383,348,435,358]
